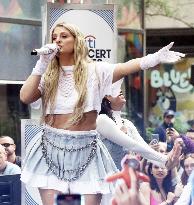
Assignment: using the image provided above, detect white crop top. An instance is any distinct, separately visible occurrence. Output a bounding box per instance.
[38,62,117,115]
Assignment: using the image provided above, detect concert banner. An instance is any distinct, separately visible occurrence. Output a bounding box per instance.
[43,3,117,63]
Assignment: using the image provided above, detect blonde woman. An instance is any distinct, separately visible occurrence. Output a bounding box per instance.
[20,22,184,205]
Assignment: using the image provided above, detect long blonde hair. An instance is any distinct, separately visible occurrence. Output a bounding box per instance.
[42,22,91,128]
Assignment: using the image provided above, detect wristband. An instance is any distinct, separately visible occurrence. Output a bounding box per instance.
[139,53,159,70]
[31,59,48,76]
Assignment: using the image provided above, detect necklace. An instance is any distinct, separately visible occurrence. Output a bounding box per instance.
[112,111,125,126]
[58,66,75,98]
[112,116,124,125]
[112,115,128,134]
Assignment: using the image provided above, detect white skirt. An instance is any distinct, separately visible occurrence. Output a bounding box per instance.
[21,124,118,194]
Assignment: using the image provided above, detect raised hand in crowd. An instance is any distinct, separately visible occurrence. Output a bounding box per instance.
[113,168,144,205]
[166,128,194,154]
[166,141,182,170]
[166,127,180,142]
[166,192,176,204]
[149,139,160,152]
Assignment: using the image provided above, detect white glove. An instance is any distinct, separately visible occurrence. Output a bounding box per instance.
[140,42,185,70]
[31,43,59,75]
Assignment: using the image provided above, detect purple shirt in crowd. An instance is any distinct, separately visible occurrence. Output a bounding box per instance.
[181,135,194,154]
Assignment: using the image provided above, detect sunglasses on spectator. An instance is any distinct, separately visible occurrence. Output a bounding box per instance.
[1,143,14,148]
[166,115,174,119]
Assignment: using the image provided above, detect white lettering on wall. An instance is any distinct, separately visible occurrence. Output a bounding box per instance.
[151,68,193,93]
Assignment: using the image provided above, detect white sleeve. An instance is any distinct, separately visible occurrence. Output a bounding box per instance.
[174,184,192,205]
[96,114,168,167]
[95,62,117,99]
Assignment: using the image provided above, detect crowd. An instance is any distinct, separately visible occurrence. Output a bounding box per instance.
[98,81,194,205]
[0,135,21,175]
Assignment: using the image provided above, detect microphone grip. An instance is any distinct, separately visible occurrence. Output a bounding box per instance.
[31,50,38,55]
[30,45,58,56]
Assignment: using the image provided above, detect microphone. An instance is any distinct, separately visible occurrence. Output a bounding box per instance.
[31,44,59,56]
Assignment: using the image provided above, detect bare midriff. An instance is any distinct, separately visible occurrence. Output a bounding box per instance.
[45,110,98,131]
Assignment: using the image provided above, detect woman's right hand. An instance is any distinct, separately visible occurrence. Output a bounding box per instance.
[32,43,59,76]
[39,43,59,64]
[166,128,180,142]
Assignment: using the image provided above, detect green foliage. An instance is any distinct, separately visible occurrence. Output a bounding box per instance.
[145,0,175,17]
[144,0,193,27]
[146,114,190,142]
[173,115,190,134]
[146,126,155,142]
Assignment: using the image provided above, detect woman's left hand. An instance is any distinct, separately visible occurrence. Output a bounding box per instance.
[166,142,182,170]
[140,42,185,70]
[166,192,176,204]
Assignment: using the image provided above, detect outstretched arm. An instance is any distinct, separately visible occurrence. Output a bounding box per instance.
[96,114,168,167]
[113,42,185,82]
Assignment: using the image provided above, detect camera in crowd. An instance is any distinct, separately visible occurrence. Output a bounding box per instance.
[54,194,83,205]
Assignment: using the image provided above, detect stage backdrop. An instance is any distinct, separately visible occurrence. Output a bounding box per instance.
[22,2,117,205]
[42,3,117,63]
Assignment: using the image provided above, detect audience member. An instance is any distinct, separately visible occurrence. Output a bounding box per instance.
[139,161,182,205]
[113,154,193,205]
[0,144,21,175]
[153,109,175,142]
[141,142,168,175]
[188,120,194,130]
[149,141,168,154]
[0,135,21,167]
[166,128,194,154]
[111,138,185,205]
[180,153,194,186]
[175,170,194,205]
[142,139,182,205]
[186,129,194,142]
[54,194,81,205]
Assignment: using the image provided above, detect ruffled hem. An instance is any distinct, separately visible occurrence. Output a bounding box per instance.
[21,162,115,194]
